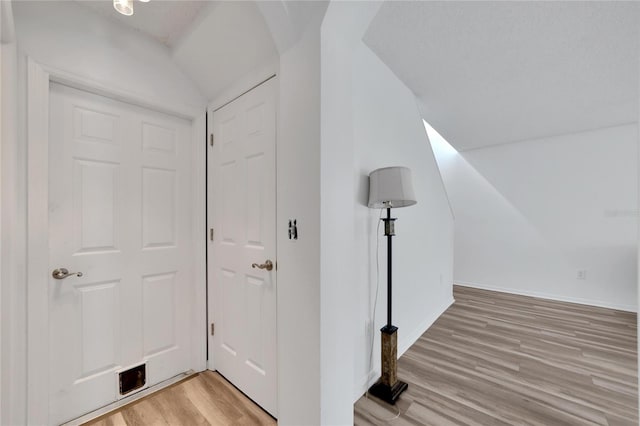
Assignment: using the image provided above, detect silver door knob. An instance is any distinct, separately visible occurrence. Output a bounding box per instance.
[52,268,83,280]
[251,260,273,271]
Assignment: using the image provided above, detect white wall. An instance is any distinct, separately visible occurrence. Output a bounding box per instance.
[0,31,3,426]
[319,3,381,424]
[275,22,323,426]
[0,2,18,424]
[317,5,454,424]
[352,44,455,399]
[432,124,638,311]
[270,4,455,424]
[1,2,20,424]
[636,29,639,415]
[7,3,206,424]
[320,27,357,426]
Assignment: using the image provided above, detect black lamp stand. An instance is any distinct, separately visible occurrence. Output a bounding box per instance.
[368,207,408,404]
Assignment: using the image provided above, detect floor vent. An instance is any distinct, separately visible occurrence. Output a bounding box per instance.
[119,363,146,396]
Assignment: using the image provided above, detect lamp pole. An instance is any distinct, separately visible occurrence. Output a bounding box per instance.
[385,207,393,327]
[368,206,408,404]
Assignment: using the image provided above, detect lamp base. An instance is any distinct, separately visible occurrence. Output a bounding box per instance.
[368,325,408,405]
[368,379,408,405]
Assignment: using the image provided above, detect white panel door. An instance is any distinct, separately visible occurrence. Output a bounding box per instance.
[48,83,192,425]
[210,78,277,416]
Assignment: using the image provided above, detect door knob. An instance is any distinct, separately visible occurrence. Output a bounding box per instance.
[52,268,83,280]
[251,260,273,271]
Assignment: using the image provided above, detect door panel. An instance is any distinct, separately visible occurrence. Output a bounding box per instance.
[48,83,193,425]
[210,78,277,416]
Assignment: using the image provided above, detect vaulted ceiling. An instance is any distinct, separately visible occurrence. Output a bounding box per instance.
[72,1,640,149]
[364,1,640,151]
[78,0,208,47]
[77,0,279,100]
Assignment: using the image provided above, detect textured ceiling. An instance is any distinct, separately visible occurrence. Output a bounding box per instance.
[78,0,207,47]
[364,1,640,151]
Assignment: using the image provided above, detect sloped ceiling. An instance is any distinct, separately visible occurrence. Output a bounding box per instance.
[78,0,207,47]
[77,1,279,101]
[364,1,640,151]
[171,1,278,100]
[257,0,328,54]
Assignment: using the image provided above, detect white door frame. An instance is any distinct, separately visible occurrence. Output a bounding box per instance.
[24,57,206,425]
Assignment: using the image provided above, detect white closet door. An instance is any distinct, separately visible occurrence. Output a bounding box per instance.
[210,78,277,416]
[48,83,192,425]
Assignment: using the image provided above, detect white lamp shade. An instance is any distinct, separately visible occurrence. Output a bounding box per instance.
[368,166,417,208]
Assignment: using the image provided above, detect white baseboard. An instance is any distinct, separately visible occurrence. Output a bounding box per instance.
[353,297,455,402]
[455,281,637,313]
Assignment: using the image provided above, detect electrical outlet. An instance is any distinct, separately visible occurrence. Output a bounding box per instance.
[577,270,587,280]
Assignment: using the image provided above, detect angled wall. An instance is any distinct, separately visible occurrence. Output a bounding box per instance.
[352,44,454,398]
[320,4,454,425]
[432,124,638,311]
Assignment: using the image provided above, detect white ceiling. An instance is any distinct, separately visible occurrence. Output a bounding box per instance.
[171,1,278,100]
[78,0,207,47]
[364,2,640,151]
[75,0,278,100]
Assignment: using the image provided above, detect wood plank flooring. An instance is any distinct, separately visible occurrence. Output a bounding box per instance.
[354,286,638,426]
[85,371,275,426]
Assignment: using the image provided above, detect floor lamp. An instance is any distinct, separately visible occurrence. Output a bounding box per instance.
[367,166,417,404]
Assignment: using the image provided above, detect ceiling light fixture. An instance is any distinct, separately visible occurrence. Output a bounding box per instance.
[113,0,149,16]
[113,0,133,16]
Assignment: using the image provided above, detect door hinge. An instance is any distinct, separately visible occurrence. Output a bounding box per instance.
[209,228,214,241]
[210,323,215,336]
[209,133,214,146]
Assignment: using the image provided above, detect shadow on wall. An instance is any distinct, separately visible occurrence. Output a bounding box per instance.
[426,120,563,254]
[357,172,370,207]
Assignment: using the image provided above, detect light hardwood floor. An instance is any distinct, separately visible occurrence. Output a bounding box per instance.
[354,285,638,426]
[85,371,275,426]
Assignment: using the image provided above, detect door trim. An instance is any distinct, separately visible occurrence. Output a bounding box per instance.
[212,74,276,113]
[24,57,206,425]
